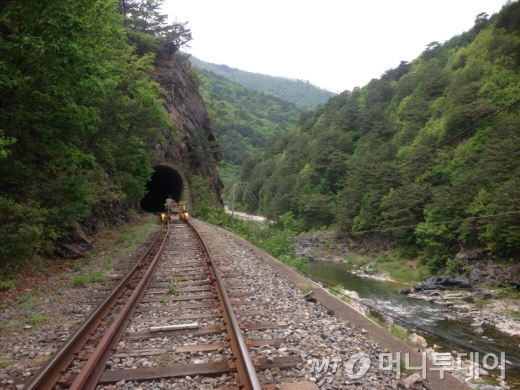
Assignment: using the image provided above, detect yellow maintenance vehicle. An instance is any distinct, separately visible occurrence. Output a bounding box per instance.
[161,200,189,222]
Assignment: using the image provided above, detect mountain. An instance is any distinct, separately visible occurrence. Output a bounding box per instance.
[235,1,520,272]
[189,56,335,109]
[197,68,302,165]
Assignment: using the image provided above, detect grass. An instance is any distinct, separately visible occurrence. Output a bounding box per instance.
[16,290,43,309]
[366,312,382,325]
[474,299,490,309]
[16,291,33,304]
[71,271,108,287]
[0,358,10,369]
[375,261,430,284]
[366,312,411,344]
[213,216,309,273]
[390,325,410,342]
[29,313,45,326]
[469,378,496,388]
[496,285,520,300]
[19,299,43,310]
[301,285,313,294]
[73,213,157,273]
[399,357,420,376]
[71,262,83,272]
[344,253,372,267]
[154,350,175,365]
[327,285,352,304]
[0,279,19,289]
[344,252,430,285]
[0,321,21,335]
[167,278,182,295]
[506,309,520,319]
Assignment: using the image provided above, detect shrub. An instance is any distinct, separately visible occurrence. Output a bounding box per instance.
[0,197,47,269]
[71,271,108,287]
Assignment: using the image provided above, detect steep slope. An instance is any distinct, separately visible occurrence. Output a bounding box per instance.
[198,69,301,165]
[237,2,520,271]
[150,53,223,207]
[0,1,222,267]
[189,55,335,109]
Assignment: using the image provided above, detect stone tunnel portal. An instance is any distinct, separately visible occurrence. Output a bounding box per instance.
[140,166,183,212]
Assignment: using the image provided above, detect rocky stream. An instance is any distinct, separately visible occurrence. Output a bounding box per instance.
[294,231,520,390]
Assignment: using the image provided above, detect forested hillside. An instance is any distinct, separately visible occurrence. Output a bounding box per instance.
[198,69,301,165]
[236,2,520,272]
[190,56,335,109]
[0,0,198,268]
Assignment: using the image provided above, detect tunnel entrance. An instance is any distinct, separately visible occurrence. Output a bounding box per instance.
[140,166,183,212]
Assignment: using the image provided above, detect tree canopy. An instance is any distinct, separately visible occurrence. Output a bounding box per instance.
[0,0,191,267]
[233,2,520,272]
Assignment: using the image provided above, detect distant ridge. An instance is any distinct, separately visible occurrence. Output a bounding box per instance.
[189,55,335,109]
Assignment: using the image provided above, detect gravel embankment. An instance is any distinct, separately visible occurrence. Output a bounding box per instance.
[0,226,160,389]
[190,219,424,389]
[0,220,424,389]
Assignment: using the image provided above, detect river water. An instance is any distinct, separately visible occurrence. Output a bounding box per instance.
[305,261,520,388]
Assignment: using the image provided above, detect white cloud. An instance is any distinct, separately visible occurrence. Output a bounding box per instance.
[162,0,508,92]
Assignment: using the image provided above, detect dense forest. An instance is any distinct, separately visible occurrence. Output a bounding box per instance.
[0,0,192,267]
[233,2,520,272]
[197,69,301,165]
[190,56,335,109]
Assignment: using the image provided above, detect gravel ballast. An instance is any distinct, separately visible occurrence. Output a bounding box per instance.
[0,218,460,389]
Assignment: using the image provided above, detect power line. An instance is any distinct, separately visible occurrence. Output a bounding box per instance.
[405,160,520,205]
[384,160,520,211]
[340,139,520,204]
[339,160,520,236]
[397,145,520,198]
[300,274,520,370]
[241,183,260,206]
[396,98,520,171]
[240,182,260,206]
[347,210,520,235]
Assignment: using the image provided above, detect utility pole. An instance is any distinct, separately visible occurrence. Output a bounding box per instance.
[231,173,235,218]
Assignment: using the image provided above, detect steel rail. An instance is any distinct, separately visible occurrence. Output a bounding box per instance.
[24,227,165,390]
[187,220,262,390]
[68,223,170,390]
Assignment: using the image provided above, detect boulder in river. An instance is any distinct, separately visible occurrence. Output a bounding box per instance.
[360,298,394,327]
[414,276,471,293]
[474,327,484,334]
[408,332,427,349]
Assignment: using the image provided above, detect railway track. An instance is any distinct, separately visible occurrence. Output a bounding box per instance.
[22,220,308,390]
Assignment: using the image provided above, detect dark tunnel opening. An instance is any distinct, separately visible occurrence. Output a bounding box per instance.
[140,166,183,212]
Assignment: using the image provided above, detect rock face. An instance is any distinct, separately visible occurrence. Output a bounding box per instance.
[413,276,472,292]
[291,231,349,262]
[64,52,223,253]
[453,250,520,288]
[151,52,223,205]
[341,290,394,327]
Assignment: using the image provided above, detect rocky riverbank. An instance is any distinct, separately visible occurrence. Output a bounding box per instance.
[292,230,520,339]
[405,288,520,337]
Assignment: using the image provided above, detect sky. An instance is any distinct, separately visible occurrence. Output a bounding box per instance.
[162,0,509,93]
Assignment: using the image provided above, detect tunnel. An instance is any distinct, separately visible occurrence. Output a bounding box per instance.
[140,165,183,212]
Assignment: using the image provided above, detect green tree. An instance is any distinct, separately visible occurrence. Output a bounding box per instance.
[0,0,175,266]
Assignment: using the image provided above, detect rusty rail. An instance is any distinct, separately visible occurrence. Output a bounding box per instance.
[187,220,262,390]
[25,220,261,389]
[24,226,167,390]
[68,223,170,390]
